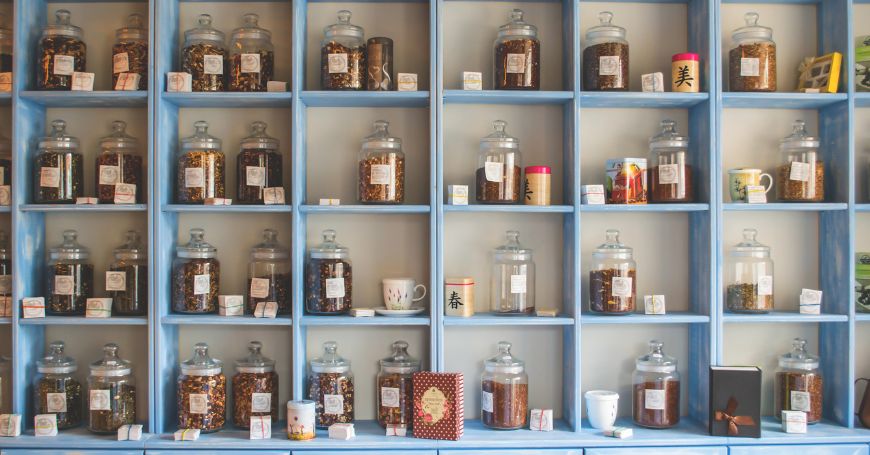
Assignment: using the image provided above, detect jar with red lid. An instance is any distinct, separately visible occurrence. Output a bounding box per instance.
[523,166,550,205]
[671,53,699,93]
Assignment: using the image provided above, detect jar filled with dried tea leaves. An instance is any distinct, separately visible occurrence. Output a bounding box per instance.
[308,341,354,428]
[477,120,522,204]
[589,229,636,315]
[113,13,147,90]
[182,15,227,92]
[108,230,147,316]
[725,228,774,313]
[247,229,291,315]
[0,231,11,300]
[633,340,680,428]
[359,120,404,204]
[321,10,366,90]
[494,9,540,90]
[35,341,83,429]
[172,228,220,314]
[481,341,528,430]
[377,340,419,429]
[34,119,83,204]
[229,14,274,92]
[777,120,824,202]
[238,121,282,204]
[305,229,352,314]
[649,120,693,203]
[583,12,629,91]
[491,230,535,315]
[729,12,776,92]
[87,343,135,434]
[178,342,226,432]
[38,10,86,90]
[775,338,822,424]
[96,120,143,204]
[47,230,93,316]
[177,121,225,204]
[233,341,278,429]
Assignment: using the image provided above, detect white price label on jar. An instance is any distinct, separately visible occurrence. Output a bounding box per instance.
[89,389,111,411]
[185,168,205,188]
[328,54,348,74]
[644,389,666,410]
[370,164,391,185]
[241,53,261,73]
[482,391,493,413]
[106,271,127,291]
[789,162,811,182]
[791,390,811,412]
[251,393,272,412]
[757,275,773,296]
[193,274,210,295]
[203,55,223,75]
[99,165,121,185]
[740,58,760,77]
[510,274,527,294]
[323,394,344,415]
[53,55,75,76]
[611,277,633,297]
[506,54,526,73]
[246,166,266,187]
[46,392,67,413]
[657,164,680,185]
[40,167,60,188]
[381,387,400,408]
[599,56,620,76]
[113,52,130,74]
[189,393,208,414]
[325,278,345,299]
[484,162,504,182]
[54,275,75,296]
[250,277,269,299]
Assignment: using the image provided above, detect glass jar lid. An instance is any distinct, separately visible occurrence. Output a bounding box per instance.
[636,340,677,373]
[380,340,420,374]
[498,9,537,38]
[362,120,401,150]
[50,229,90,261]
[181,342,222,376]
[650,120,689,151]
[251,228,289,260]
[231,13,271,41]
[585,11,626,42]
[184,14,225,43]
[857,253,870,276]
[324,10,363,40]
[0,231,9,261]
[39,120,79,150]
[114,230,146,261]
[484,341,525,374]
[100,120,139,152]
[43,9,83,39]
[240,121,279,151]
[593,229,632,260]
[177,228,217,259]
[310,229,349,260]
[779,338,819,370]
[310,341,350,373]
[732,12,773,43]
[480,120,519,150]
[117,13,147,41]
[730,228,770,258]
[90,343,132,377]
[780,120,820,150]
[182,121,222,151]
[493,230,532,261]
[37,341,77,374]
[236,341,275,374]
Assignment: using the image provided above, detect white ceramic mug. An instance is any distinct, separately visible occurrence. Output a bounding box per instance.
[383,278,427,310]
[585,390,619,430]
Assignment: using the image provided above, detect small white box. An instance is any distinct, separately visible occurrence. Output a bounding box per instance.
[350,308,375,317]
[267,81,287,92]
[114,183,136,204]
[218,295,244,316]
[535,309,557,317]
[581,185,606,205]
[0,186,10,206]
[263,187,285,205]
[529,409,553,431]
[0,297,11,317]
[397,73,418,91]
[254,301,278,318]
[85,298,112,318]
[71,72,94,91]
[603,426,633,439]
[319,198,340,206]
[463,71,483,90]
[746,185,767,204]
[447,185,469,205]
[34,414,58,437]
[174,428,201,441]
[167,72,192,92]
[0,72,11,92]
[385,424,407,436]
[641,72,664,93]
[0,414,21,437]
[117,424,143,441]
[328,423,355,440]
[114,73,141,91]
[781,410,807,434]
[21,297,45,319]
[250,416,272,440]
[76,197,98,205]
[800,288,822,315]
[644,295,666,315]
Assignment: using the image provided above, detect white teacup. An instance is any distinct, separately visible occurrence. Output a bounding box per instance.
[383,278,427,310]
[585,390,619,430]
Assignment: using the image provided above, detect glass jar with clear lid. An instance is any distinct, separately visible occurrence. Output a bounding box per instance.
[112,13,147,90]
[178,342,226,432]
[96,120,143,204]
[633,340,680,428]
[0,356,9,414]
[477,120,522,204]
[649,120,692,203]
[0,231,11,299]
[35,341,83,429]
[777,120,823,202]
[491,230,535,315]
[87,343,135,433]
[321,10,366,90]
[725,228,774,313]
[47,230,93,315]
[729,12,776,92]
[494,9,540,90]
[229,14,274,92]
[359,120,404,204]
[306,229,352,314]
[38,10,86,90]
[775,338,823,424]
[108,230,147,316]
[589,229,636,315]
[308,341,354,428]
[233,341,278,429]
[377,340,419,429]
[0,14,11,73]
[35,119,83,204]
[237,121,282,205]
[0,132,10,187]
[182,14,227,92]
[247,229,291,315]
[172,228,220,314]
[177,121,225,204]
[481,341,528,430]
[583,12,629,91]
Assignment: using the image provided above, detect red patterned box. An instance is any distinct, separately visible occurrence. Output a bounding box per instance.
[412,372,464,440]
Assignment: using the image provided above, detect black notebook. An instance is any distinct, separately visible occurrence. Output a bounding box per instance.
[709,366,762,438]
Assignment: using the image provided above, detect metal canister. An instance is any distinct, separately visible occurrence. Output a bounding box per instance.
[366,37,393,91]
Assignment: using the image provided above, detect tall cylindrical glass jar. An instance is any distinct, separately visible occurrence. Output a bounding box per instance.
[177,342,226,432]
[494,9,540,90]
[229,14,274,92]
[87,343,136,433]
[777,120,824,202]
[476,120,522,204]
[775,338,823,424]
[34,120,83,204]
[112,13,147,90]
[108,230,147,316]
[308,341,354,428]
[233,341,278,429]
[176,121,225,204]
[725,228,774,313]
[247,229,291,315]
[729,12,776,92]
[589,229,636,315]
[172,228,220,314]
[237,121,282,204]
[96,120,144,204]
[321,10,365,90]
[649,120,692,203]
[633,340,680,428]
[47,230,93,315]
[377,340,419,429]
[182,14,227,92]
[359,120,404,204]
[305,230,352,314]
[34,341,83,429]
[491,230,535,315]
[583,12,629,91]
[481,341,528,430]
[37,10,86,90]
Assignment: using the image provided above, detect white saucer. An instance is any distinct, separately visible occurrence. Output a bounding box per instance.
[374,307,426,317]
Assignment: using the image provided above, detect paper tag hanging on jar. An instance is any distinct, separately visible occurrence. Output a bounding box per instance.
[370,164,391,185]
[484,162,504,182]
[740,58,760,77]
[241,54,261,73]
[113,52,130,74]
[611,277,632,297]
[40,167,61,188]
[106,271,127,291]
[46,392,67,413]
[510,274,527,294]
[189,394,208,414]
[99,165,121,185]
[324,394,344,415]
[54,275,75,296]
[89,389,112,411]
[246,166,266,187]
[644,389,666,410]
[481,391,493,413]
[250,278,269,299]
[506,54,526,73]
[53,55,75,76]
[251,393,272,412]
[757,276,773,296]
[789,162,810,182]
[381,387,400,408]
[328,54,348,74]
[203,55,223,75]
[658,164,680,185]
[325,278,345,299]
[185,168,205,188]
[193,274,210,295]
[599,56,620,76]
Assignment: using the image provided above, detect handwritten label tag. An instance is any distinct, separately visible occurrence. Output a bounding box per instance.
[789,162,810,182]
[741,58,760,77]
[113,52,130,74]
[250,278,269,299]
[506,54,526,73]
[328,54,348,74]
[203,55,223,75]
[53,55,75,76]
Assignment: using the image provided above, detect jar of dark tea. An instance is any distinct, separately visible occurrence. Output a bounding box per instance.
[38,10,86,90]
[494,9,540,90]
[491,230,535,315]
[583,12,629,91]
[633,340,680,428]
[777,120,823,202]
[182,14,227,92]
[247,229,291,315]
[0,231,10,300]
[172,228,220,314]
[589,229,636,315]
[96,120,143,204]
[87,343,135,434]
[34,120,83,204]
[481,341,528,430]
[649,120,692,203]
[47,230,93,316]
[232,341,278,429]
[775,338,822,424]
[477,120,522,204]
[177,121,225,204]
[377,340,419,429]
[177,342,226,432]
[308,341,354,428]
[321,10,366,90]
[305,230,352,314]
[237,121,282,205]
[35,341,83,429]
[108,230,147,316]
[729,13,775,92]
[112,13,147,90]
[359,120,404,204]
[229,14,274,92]
[725,228,774,313]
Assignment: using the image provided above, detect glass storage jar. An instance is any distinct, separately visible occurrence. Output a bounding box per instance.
[237,121,282,205]
[857,253,870,313]
[649,120,692,203]
[112,13,147,90]
[87,343,135,433]
[172,228,220,314]
[247,229,291,315]
[177,121,225,204]
[359,120,404,204]
[308,341,354,428]
[633,340,680,428]
[589,229,636,315]
[476,120,522,204]
[96,120,143,204]
[182,14,227,92]
[0,356,9,414]
[725,228,774,313]
[321,10,366,90]
[729,12,776,92]
[491,230,535,315]
[583,12,629,91]
[494,9,540,90]
[777,120,823,202]
[35,341,83,429]
[0,132,10,187]
[775,338,822,424]
[47,230,93,315]
[0,231,10,300]
[178,342,226,432]
[108,230,147,316]
[229,14,274,92]
[38,10,86,90]
[0,14,11,73]
[481,341,528,430]
[35,119,83,204]
[305,229,352,314]
[232,341,278,429]
[377,340,419,429]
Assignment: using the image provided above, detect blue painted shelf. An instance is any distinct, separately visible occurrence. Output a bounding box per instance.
[302,91,430,107]
[579,92,709,108]
[300,204,431,214]
[723,202,849,211]
[19,204,148,212]
[580,312,711,324]
[444,204,574,213]
[856,313,870,322]
[722,312,849,323]
[0,206,9,213]
[577,418,726,448]
[300,315,431,326]
[856,93,870,107]
[18,316,149,326]
[0,427,149,450]
[443,314,575,326]
[580,203,709,212]
[0,317,10,325]
[163,91,292,108]
[161,314,293,326]
[444,90,573,105]
[19,90,148,107]
[163,204,293,213]
[721,92,848,109]
[854,204,870,212]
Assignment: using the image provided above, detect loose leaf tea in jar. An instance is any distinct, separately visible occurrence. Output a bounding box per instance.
[633,340,680,428]
[481,341,529,430]
[729,12,776,92]
[358,120,404,204]
[494,9,540,90]
[589,229,636,315]
[321,10,366,90]
[172,228,220,314]
[237,121,282,204]
[377,341,420,429]
[247,229,291,315]
[87,344,136,434]
[176,121,225,204]
[232,341,278,429]
[96,120,144,204]
[182,15,227,92]
[649,120,693,203]
[775,338,823,424]
[776,120,824,202]
[35,341,83,429]
[37,10,86,90]
[725,229,774,313]
[491,230,535,315]
[178,343,226,432]
[47,230,93,316]
[476,120,522,204]
[308,341,354,428]
[305,229,352,314]
[583,12,629,91]
[112,14,148,90]
[108,230,147,316]
[34,120,84,204]
[228,14,274,92]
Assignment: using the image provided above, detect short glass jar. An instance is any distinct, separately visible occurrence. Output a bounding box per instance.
[305,229,352,314]
[649,120,692,203]
[494,9,540,90]
[34,120,83,204]
[633,340,680,428]
[237,121,282,205]
[359,120,404,204]
[87,343,136,434]
[589,229,636,315]
[729,12,776,92]
[476,120,522,204]
[775,338,823,424]
[583,12,629,91]
[177,121,225,204]
[321,10,366,90]
[491,230,535,315]
[725,228,774,313]
[108,230,147,316]
[0,231,11,300]
[178,342,226,432]
[112,13,147,90]
[96,120,144,204]
[47,230,93,316]
[233,341,278,429]
[247,229,291,315]
[182,14,227,92]
[377,341,419,429]
[308,341,354,428]
[481,341,528,430]
[172,228,220,314]
[35,341,83,429]
[777,120,824,202]
[38,10,86,90]
[229,14,274,92]
[857,253,870,313]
